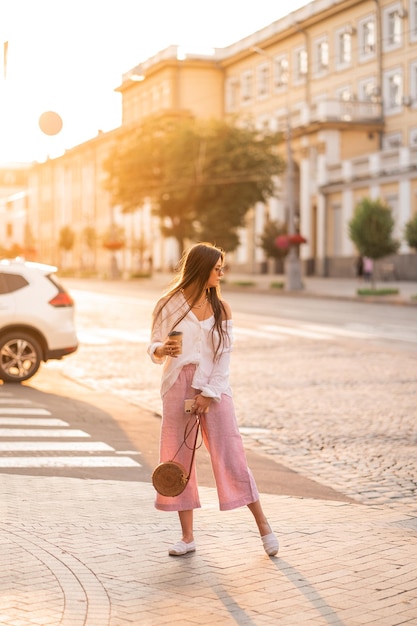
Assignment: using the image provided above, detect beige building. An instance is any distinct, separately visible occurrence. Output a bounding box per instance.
[25,0,417,279]
[0,164,30,258]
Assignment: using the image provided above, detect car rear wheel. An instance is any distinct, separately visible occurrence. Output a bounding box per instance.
[0,332,43,383]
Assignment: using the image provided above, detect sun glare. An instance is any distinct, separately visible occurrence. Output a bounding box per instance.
[0,0,308,165]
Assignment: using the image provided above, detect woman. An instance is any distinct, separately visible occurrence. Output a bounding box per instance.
[148,242,279,557]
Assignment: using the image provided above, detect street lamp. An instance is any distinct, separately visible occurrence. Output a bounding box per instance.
[284,111,303,291]
[251,46,303,290]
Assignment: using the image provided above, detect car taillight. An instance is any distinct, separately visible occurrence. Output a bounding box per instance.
[49,292,74,307]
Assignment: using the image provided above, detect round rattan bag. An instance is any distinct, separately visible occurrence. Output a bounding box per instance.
[152,460,189,497]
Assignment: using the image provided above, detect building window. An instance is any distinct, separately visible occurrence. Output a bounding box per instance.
[383,68,403,113]
[315,39,329,74]
[383,133,402,148]
[225,77,240,112]
[161,81,170,108]
[141,93,149,117]
[358,78,378,102]
[336,29,353,67]
[384,195,399,237]
[337,86,354,102]
[274,55,289,89]
[383,3,404,50]
[241,71,253,103]
[275,108,288,133]
[410,127,417,145]
[257,63,270,98]
[294,47,308,82]
[151,86,160,111]
[411,0,417,41]
[332,204,343,256]
[256,115,271,132]
[359,16,376,59]
[410,60,417,106]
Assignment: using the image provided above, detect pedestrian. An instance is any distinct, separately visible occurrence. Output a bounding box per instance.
[147,242,279,557]
[363,256,373,281]
[356,255,364,279]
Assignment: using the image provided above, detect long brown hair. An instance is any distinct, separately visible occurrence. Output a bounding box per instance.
[156,242,228,359]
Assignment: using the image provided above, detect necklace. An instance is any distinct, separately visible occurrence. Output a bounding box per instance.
[191,297,208,309]
[181,288,208,309]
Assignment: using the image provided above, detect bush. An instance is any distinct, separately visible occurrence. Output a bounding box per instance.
[357,288,399,296]
[231,280,256,287]
[349,197,400,289]
[404,214,417,251]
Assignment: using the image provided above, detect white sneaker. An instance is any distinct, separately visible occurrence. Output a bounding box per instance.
[168,540,196,556]
[261,532,279,556]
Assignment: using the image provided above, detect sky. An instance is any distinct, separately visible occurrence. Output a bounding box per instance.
[0,0,308,165]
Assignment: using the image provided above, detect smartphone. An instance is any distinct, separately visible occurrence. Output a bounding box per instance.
[184,399,194,414]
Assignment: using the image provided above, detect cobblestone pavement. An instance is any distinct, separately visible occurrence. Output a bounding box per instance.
[1,277,417,625]
[61,279,417,508]
[1,474,417,626]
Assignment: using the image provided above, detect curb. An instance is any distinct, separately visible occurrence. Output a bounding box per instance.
[222,281,417,307]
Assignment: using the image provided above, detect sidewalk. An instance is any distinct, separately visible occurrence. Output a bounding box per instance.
[1,382,417,625]
[222,272,417,305]
[139,270,417,306]
[1,473,416,625]
[1,275,416,625]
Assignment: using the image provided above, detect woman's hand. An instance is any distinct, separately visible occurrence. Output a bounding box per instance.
[155,339,180,358]
[192,394,212,416]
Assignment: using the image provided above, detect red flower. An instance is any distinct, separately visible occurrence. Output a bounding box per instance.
[275,234,307,249]
[288,234,307,245]
[275,235,290,249]
[103,240,124,251]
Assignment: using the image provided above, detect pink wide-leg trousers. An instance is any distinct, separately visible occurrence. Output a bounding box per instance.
[155,364,259,512]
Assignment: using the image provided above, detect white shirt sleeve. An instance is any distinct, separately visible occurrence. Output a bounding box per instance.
[192,320,233,402]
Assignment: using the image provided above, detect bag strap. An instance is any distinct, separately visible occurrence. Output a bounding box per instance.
[170,416,201,479]
[186,416,200,479]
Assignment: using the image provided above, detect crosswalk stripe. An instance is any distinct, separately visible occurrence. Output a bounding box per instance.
[0,418,68,427]
[0,408,50,415]
[0,429,89,438]
[0,398,33,405]
[259,323,332,339]
[0,441,114,451]
[297,323,373,339]
[1,396,141,469]
[234,325,331,340]
[234,321,412,343]
[77,328,150,345]
[0,457,140,468]
[234,328,287,340]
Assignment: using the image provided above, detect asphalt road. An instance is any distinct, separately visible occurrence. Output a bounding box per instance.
[0,279,415,506]
[0,368,352,502]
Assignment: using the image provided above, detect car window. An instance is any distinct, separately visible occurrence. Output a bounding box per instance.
[47,273,65,291]
[0,272,29,294]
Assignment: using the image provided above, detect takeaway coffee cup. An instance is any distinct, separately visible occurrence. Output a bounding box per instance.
[168,331,183,354]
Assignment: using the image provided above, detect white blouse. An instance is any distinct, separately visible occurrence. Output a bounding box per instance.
[147,291,233,401]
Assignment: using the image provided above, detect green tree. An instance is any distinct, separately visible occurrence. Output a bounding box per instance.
[259,219,288,260]
[404,213,417,251]
[104,117,284,255]
[348,197,399,288]
[82,226,97,250]
[59,225,75,251]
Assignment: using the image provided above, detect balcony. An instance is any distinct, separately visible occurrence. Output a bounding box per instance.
[322,146,417,188]
[289,99,383,134]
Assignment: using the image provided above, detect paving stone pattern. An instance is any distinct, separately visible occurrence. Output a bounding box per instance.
[1,476,417,625]
[63,283,417,508]
[1,278,415,625]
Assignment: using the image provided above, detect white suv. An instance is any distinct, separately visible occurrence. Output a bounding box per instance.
[0,259,78,383]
